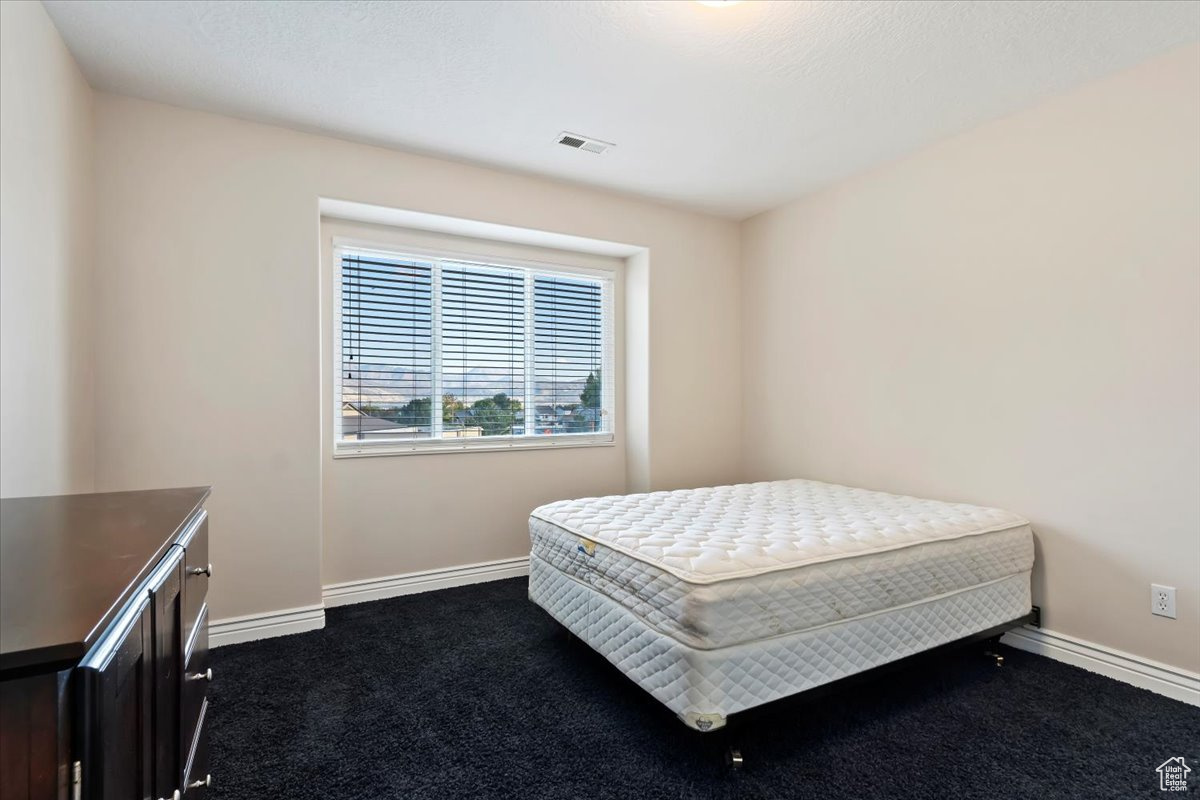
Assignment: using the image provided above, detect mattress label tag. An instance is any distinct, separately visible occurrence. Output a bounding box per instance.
[577,539,597,557]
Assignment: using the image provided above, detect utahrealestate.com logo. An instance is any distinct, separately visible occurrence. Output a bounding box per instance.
[1157,757,1192,792]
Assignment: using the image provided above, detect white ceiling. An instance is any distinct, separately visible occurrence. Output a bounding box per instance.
[43,0,1200,219]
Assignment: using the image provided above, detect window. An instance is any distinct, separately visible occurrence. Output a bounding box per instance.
[334,242,614,455]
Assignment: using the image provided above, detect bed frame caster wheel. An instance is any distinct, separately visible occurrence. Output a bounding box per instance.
[984,649,1004,667]
[725,747,744,771]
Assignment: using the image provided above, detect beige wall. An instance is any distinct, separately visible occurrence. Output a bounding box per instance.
[740,45,1200,671]
[92,94,741,620]
[0,0,95,498]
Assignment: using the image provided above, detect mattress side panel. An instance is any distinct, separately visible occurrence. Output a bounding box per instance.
[530,515,706,647]
[531,514,1034,649]
[527,554,713,716]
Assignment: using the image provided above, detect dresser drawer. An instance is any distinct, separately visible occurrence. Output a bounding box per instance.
[178,513,209,651]
[182,604,210,763]
[183,699,210,797]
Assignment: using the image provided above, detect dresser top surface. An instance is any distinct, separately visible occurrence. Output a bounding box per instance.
[0,486,210,674]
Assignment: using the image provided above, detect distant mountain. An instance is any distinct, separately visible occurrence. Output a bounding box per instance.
[343,363,591,405]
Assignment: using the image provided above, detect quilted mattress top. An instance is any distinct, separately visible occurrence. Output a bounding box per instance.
[530,479,1030,585]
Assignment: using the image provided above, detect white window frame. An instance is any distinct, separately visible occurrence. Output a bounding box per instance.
[333,237,616,458]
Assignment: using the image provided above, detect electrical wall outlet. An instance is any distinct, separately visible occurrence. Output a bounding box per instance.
[1151,584,1176,619]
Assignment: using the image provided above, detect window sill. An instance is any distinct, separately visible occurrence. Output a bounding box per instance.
[333,433,615,459]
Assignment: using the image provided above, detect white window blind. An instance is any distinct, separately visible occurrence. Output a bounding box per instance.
[533,275,605,435]
[441,262,526,437]
[340,251,434,439]
[335,243,614,455]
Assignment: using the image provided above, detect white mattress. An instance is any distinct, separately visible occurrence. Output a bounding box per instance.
[530,479,1034,649]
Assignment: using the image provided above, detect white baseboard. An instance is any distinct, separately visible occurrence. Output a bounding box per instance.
[323,556,530,608]
[210,604,326,648]
[1002,626,1200,706]
[209,558,528,647]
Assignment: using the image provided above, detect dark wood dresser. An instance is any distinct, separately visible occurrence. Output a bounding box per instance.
[0,488,212,800]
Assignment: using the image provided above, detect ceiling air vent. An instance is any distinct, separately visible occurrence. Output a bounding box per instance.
[557,132,614,155]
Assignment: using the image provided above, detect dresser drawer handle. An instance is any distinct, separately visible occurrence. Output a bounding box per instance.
[156,791,181,800]
[188,668,213,682]
[188,774,212,790]
[189,563,212,577]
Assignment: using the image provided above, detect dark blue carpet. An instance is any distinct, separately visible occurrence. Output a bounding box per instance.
[210,577,1199,799]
